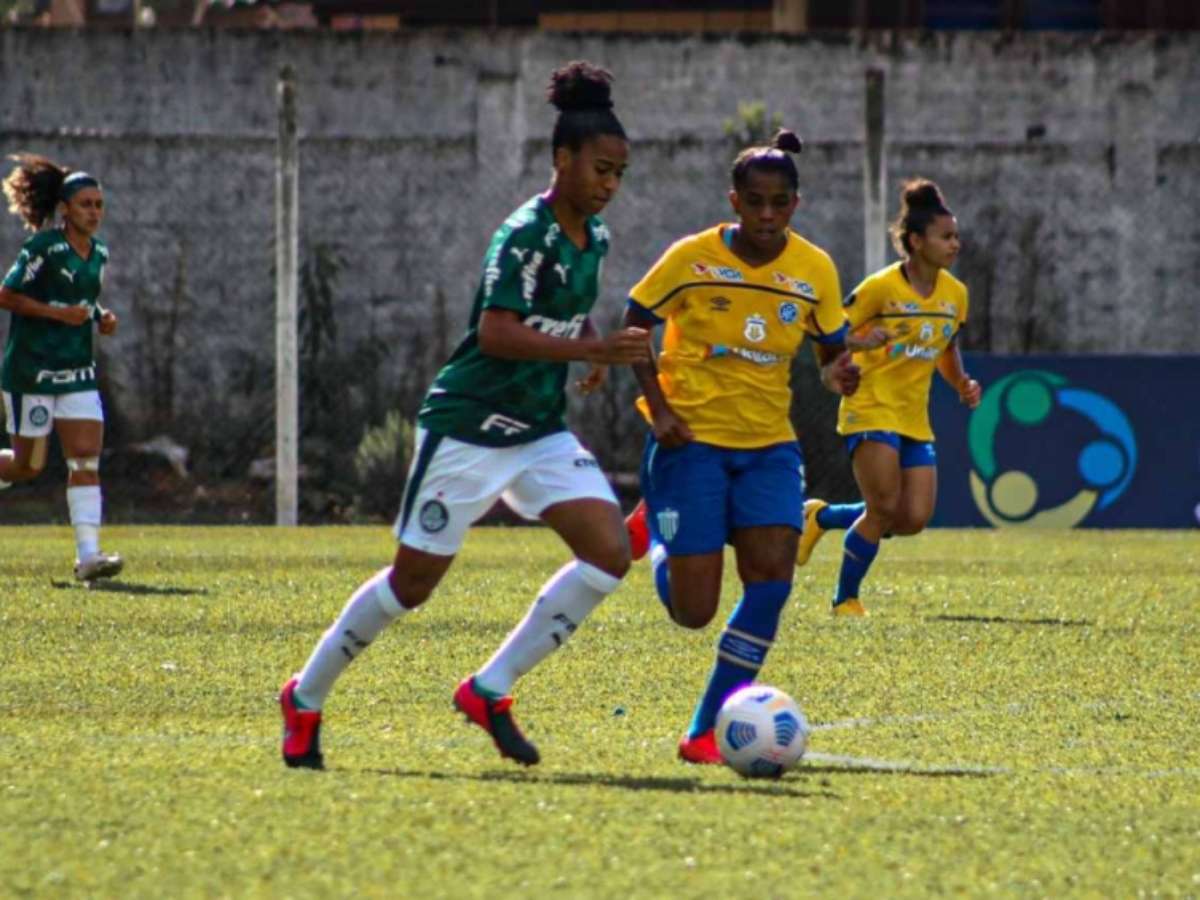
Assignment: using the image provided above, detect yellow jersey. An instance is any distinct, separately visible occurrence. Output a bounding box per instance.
[838,262,969,442]
[629,225,846,449]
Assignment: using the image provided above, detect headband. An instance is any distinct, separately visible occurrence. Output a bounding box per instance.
[61,172,100,201]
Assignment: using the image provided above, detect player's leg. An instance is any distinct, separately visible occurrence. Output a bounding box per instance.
[680,442,802,764]
[281,429,499,769]
[55,392,121,582]
[1,391,52,487]
[835,436,903,615]
[890,440,938,536]
[456,433,629,765]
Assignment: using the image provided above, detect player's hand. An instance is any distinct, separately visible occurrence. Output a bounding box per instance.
[845,326,889,352]
[821,351,862,397]
[98,308,119,335]
[56,305,92,326]
[958,378,982,409]
[594,327,651,365]
[575,364,607,395]
[651,408,694,449]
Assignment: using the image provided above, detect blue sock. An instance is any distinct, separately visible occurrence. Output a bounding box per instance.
[687,580,791,739]
[835,527,879,605]
[817,502,865,530]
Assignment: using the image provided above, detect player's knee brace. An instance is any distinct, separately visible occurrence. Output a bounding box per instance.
[66,456,101,473]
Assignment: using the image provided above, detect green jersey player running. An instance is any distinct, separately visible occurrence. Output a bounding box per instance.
[279,61,650,769]
[0,154,123,582]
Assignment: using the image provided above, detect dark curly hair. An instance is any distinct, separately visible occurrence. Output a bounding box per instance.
[889,178,953,257]
[2,153,73,231]
[547,60,627,155]
[731,129,803,192]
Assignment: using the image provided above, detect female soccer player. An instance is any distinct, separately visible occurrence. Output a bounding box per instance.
[0,155,123,582]
[796,179,982,616]
[622,130,861,764]
[279,61,650,770]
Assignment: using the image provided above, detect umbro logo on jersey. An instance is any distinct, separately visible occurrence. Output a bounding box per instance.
[710,296,731,312]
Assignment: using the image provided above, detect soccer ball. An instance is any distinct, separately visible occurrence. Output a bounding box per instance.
[715,684,809,778]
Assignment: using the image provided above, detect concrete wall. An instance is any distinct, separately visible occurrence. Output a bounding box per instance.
[0,28,1196,459]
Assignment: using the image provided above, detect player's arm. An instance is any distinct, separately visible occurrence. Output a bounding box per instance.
[805,263,861,398]
[936,334,981,408]
[477,308,649,365]
[621,301,693,448]
[0,287,91,326]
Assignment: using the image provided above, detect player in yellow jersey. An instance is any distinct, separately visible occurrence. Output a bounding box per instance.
[797,179,982,616]
[622,130,862,764]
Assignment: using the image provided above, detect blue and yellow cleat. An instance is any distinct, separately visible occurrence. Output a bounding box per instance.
[795,499,828,567]
[831,598,868,618]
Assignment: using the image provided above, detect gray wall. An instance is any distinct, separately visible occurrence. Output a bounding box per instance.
[1,28,1196,464]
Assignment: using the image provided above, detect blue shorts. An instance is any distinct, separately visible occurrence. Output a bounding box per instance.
[640,437,805,555]
[845,430,936,469]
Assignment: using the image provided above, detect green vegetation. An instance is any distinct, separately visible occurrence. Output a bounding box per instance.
[2,526,1197,897]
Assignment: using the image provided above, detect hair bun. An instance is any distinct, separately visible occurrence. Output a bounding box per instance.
[547,60,615,112]
[901,179,946,211]
[770,129,803,154]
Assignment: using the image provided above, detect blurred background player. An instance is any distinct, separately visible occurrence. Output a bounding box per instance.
[622,130,861,764]
[279,61,651,769]
[0,154,123,582]
[797,179,982,616]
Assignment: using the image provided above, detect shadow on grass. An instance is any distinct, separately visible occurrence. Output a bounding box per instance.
[927,613,1091,628]
[364,767,841,799]
[49,579,208,597]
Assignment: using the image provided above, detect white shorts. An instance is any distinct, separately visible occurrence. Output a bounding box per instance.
[3,390,104,438]
[395,428,618,555]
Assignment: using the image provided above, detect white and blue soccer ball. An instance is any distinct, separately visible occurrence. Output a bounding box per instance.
[715,685,809,778]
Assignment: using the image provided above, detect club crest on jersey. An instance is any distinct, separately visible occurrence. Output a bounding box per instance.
[29,405,50,427]
[419,499,449,533]
[656,508,680,542]
[777,301,799,325]
[692,262,744,282]
[743,313,767,343]
[919,322,935,342]
[942,323,954,339]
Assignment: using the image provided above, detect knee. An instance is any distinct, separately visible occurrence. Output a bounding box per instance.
[387,567,435,609]
[581,535,631,580]
[669,591,718,630]
[866,496,900,530]
[891,514,929,536]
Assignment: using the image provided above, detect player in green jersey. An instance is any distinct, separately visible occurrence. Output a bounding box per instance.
[0,154,123,582]
[280,61,651,769]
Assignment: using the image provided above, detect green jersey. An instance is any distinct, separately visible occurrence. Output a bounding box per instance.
[418,195,611,447]
[1,228,108,395]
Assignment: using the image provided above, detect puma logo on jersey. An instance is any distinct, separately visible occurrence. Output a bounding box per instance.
[554,263,569,283]
[60,268,75,283]
[510,247,531,263]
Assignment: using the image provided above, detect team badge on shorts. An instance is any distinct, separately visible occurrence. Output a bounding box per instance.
[29,405,50,427]
[419,499,449,533]
[656,507,680,541]
[777,301,799,325]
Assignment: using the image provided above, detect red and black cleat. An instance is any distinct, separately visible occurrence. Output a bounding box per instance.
[280,677,325,770]
[453,676,540,766]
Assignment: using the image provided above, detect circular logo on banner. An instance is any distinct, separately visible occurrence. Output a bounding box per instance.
[967,370,1137,528]
[29,405,50,427]
[419,499,449,533]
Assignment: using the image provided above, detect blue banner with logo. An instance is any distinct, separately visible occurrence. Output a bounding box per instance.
[929,354,1200,529]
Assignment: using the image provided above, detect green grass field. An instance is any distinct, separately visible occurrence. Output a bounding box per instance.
[2,525,1197,898]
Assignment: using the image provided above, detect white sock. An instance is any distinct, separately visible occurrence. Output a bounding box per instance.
[67,485,102,560]
[474,560,622,697]
[295,567,408,710]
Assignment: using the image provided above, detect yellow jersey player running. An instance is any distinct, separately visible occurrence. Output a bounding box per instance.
[623,130,861,764]
[797,179,982,616]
